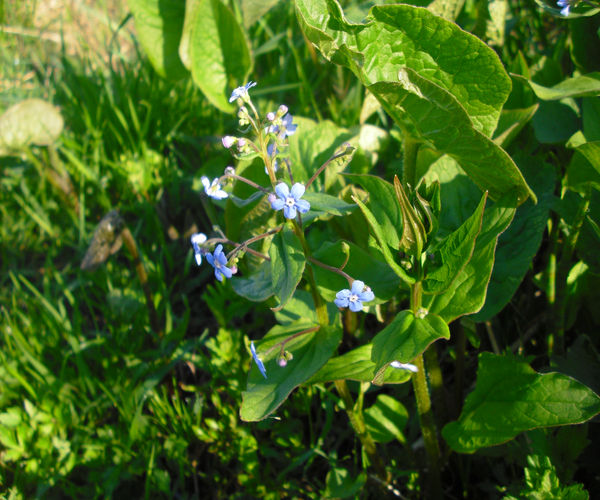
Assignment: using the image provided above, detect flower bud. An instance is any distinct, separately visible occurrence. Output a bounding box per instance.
[224,166,235,176]
[266,111,275,122]
[222,136,236,149]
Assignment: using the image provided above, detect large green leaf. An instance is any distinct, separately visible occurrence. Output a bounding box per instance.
[423,192,487,294]
[520,73,600,100]
[423,193,516,322]
[364,394,408,443]
[442,353,600,453]
[240,322,342,421]
[472,155,555,321]
[312,240,403,302]
[269,226,306,309]
[128,0,187,79]
[0,99,63,154]
[231,260,273,301]
[344,174,401,249]
[308,344,412,384]
[295,0,534,203]
[370,310,450,383]
[566,141,600,193]
[183,0,253,112]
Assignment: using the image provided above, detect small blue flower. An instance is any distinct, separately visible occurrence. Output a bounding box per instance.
[557,0,571,15]
[266,142,279,173]
[190,232,207,266]
[206,244,234,282]
[334,280,375,312]
[390,361,418,373]
[270,182,310,219]
[229,81,256,103]
[250,342,267,379]
[268,112,297,138]
[202,176,228,200]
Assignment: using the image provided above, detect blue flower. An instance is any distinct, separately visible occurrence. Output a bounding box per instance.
[250,342,267,379]
[268,111,297,138]
[206,244,234,282]
[270,182,310,219]
[266,142,279,173]
[202,176,228,200]
[229,81,256,103]
[334,280,375,312]
[390,361,418,373]
[557,0,571,15]
[190,232,207,266]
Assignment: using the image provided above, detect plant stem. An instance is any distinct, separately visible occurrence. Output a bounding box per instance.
[291,221,328,326]
[334,380,389,484]
[553,187,591,355]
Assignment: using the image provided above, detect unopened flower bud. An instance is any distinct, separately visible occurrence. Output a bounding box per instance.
[278,357,287,367]
[266,111,275,122]
[277,104,288,117]
[268,193,277,204]
[222,136,236,149]
[224,166,235,176]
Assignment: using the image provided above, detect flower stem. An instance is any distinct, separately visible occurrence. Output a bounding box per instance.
[305,143,354,189]
[308,256,353,285]
[292,221,328,326]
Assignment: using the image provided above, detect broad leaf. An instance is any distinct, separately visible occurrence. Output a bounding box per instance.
[520,73,600,100]
[343,174,401,249]
[364,394,408,443]
[0,99,63,153]
[370,310,450,383]
[269,226,306,309]
[241,0,281,28]
[128,0,187,79]
[493,104,539,149]
[352,196,415,285]
[184,0,253,112]
[472,155,555,321]
[565,141,600,193]
[423,193,516,322]
[423,192,487,294]
[308,345,412,384]
[442,353,600,453]
[231,260,273,301]
[312,240,403,302]
[240,322,342,421]
[302,192,356,219]
[295,0,535,203]
[428,0,465,20]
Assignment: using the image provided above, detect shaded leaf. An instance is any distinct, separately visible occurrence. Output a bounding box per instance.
[269,226,306,309]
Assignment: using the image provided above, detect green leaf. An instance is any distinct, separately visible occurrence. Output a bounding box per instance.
[343,173,401,248]
[566,141,600,193]
[0,99,63,154]
[231,260,273,301]
[312,240,403,301]
[532,100,580,144]
[325,468,366,499]
[472,155,555,321]
[296,1,510,136]
[308,344,412,384]
[184,0,253,112]
[423,193,516,322]
[368,78,535,204]
[241,0,281,28]
[370,310,450,383]
[352,195,415,285]
[364,394,408,443]
[269,226,306,309]
[295,0,535,203]
[127,0,187,79]
[275,289,339,325]
[442,353,600,453]
[520,73,600,100]
[302,192,356,218]
[424,192,487,294]
[428,0,465,20]
[240,322,342,421]
[493,104,539,149]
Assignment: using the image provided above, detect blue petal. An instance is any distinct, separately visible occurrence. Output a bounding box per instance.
[215,269,224,281]
[351,280,365,294]
[275,183,289,199]
[283,205,297,219]
[206,253,214,266]
[295,199,310,214]
[349,300,363,312]
[290,183,305,200]
[271,199,285,211]
[359,289,375,302]
[221,266,233,279]
[251,342,268,379]
[334,297,349,308]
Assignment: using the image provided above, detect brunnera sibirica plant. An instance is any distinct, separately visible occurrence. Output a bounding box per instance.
[123,0,600,496]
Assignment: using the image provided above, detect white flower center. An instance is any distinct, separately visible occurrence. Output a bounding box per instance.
[285,197,296,207]
[349,294,359,303]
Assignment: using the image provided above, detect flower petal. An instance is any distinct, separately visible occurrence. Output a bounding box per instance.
[295,199,310,214]
[290,183,305,200]
[283,205,297,219]
[275,182,290,199]
[351,280,365,294]
[359,289,375,302]
[214,269,224,281]
[334,296,349,308]
[349,300,363,312]
[271,199,285,211]
[251,342,268,379]
[336,289,351,299]
[206,253,214,266]
[201,176,210,189]
[221,266,233,279]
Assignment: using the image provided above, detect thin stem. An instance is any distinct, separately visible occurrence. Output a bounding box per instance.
[308,256,353,285]
[291,221,328,326]
[305,144,354,189]
[485,321,501,355]
[225,225,283,260]
[334,380,390,484]
[554,187,591,355]
[120,227,161,336]
[224,172,271,194]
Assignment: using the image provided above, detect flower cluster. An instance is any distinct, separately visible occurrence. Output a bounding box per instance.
[334,280,374,312]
